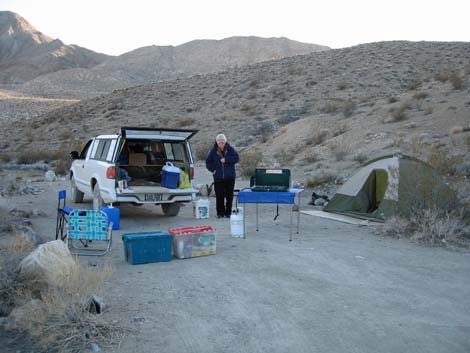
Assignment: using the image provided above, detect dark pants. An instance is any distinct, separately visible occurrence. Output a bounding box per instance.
[214,178,235,216]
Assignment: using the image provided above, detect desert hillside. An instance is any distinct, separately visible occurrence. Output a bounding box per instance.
[18,36,329,99]
[2,40,470,200]
[0,11,109,84]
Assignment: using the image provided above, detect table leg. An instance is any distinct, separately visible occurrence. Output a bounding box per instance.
[256,203,259,232]
[297,192,301,234]
[290,204,293,241]
[243,204,246,239]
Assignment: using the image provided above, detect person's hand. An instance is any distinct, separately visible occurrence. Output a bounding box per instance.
[220,158,226,163]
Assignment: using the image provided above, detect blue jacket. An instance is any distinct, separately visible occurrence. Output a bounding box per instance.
[206,143,239,180]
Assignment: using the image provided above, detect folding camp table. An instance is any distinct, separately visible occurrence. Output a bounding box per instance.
[237,188,303,241]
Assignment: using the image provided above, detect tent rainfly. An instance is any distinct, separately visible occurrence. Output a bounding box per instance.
[323,154,457,220]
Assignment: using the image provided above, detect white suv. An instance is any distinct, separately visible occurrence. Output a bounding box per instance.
[69,127,198,216]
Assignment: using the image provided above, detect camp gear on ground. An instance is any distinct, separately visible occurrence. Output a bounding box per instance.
[168,226,216,259]
[122,232,173,264]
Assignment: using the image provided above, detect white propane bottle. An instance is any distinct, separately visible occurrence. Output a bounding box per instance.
[230,207,244,237]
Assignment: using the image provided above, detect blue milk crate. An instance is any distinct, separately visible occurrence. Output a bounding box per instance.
[122,232,173,265]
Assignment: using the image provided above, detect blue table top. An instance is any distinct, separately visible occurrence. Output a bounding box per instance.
[237,188,303,204]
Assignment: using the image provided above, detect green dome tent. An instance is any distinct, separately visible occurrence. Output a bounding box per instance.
[323,154,457,220]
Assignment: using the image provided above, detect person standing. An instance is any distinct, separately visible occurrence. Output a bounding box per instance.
[206,134,239,218]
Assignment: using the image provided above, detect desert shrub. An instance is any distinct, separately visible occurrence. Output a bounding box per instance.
[240,103,257,116]
[17,151,53,164]
[277,107,309,124]
[274,149,294,166]
[407,79,422,91]
[413,91,428,100]
[302,153,320,164]
[193,140,214,161]
[388,96,398,104]
[449,72,464,90]
[450,126,464,134]
[238,149,263,178]
[305,171,336,188]
[353,153,368,164]
[329,143,347,161]
[341,100,356,118]
[337,81,348,90]
[177,117,195,127]
[427,147,463,176]
[305,129,330,146]
[320,101,339,114]
[287,65,304,76]
[332,122,349,137]
[424,106,434,115]
[0,152,12,163]
[248,79,260,88]
[321,99,356,117]
[246,91,257,100]
[381,209,467,246]
[386,102,411,123]
[435,68,450,83]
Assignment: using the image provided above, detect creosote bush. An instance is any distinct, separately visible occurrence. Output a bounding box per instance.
[306,129,330,146]
[238,148,263,178]
[381,210,467,246]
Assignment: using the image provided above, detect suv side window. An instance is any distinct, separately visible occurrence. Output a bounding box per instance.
[164,142,187,162]
[92,139,112,161]
[79,140,93,159]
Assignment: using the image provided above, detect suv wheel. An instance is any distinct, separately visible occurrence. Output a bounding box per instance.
[93,184,103,211]
[70,175,84,203]
[161,203,181,217]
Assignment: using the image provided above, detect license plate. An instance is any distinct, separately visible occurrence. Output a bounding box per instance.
[144,194,162,202]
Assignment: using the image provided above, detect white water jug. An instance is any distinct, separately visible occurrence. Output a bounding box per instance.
[230,207,244,238]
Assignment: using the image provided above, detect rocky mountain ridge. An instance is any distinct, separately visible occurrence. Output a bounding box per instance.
[0,11,109,84]
[18,36,329,99]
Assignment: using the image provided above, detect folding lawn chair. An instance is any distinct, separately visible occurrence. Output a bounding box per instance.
[55,190,73,241]
[66,209,113,256]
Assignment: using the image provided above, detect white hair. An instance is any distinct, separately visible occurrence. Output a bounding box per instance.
[216,133,227,142]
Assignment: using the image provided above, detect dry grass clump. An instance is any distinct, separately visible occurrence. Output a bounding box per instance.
[306,129,330,146]
[305,171,336,188]
[193,140,214,161]
[238,148,263,178]
[1,235,124,353]
[449,72,464,90]
[177,117,195,127]
[381,210,467,247]
[10,264,123,353]
[321,99,356,118]
[385,102,411,123]
[427,147,463,176]
[274,149,294,166]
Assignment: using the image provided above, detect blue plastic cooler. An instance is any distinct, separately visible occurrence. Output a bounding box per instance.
[162,163,180,189]
[100,206,120,230]
[122,232,173,265]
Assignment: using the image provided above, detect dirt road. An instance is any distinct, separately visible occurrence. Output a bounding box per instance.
[1,167,470,353]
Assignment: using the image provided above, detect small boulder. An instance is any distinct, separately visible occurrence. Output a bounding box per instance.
[45,170,56,182]
[19,240,77,291]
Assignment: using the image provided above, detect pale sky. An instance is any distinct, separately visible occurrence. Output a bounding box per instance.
[2,0,469,56]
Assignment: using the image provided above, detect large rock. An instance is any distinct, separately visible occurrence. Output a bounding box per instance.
[19,240,77,290]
